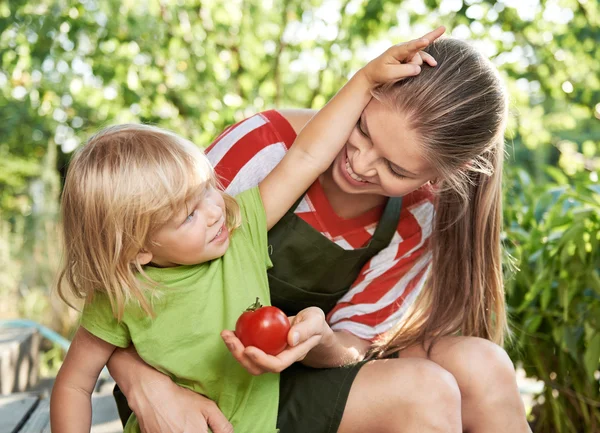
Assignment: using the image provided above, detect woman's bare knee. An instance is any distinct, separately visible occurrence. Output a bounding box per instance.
[413,361,462,431]
[448,337,517,398]
[338,358,461,433]
[397,337,528,432]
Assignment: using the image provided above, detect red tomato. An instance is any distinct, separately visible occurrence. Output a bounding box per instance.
[235,298,290,356]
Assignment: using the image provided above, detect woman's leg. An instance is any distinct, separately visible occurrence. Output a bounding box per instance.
[338,358,462,433]
[398,336,530,433]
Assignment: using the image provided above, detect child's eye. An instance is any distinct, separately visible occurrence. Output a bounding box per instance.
[185,209,196,223]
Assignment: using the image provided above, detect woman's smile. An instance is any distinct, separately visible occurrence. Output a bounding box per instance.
[340,146,371,187]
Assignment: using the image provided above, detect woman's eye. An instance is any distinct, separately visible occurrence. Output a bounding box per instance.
[388,163,407,179]
[357,120,368,137]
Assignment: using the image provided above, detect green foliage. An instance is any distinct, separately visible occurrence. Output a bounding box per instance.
[505,166,600,432]
[0,0,599,428]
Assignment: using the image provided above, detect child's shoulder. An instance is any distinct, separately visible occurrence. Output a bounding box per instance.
[233,186,265,235]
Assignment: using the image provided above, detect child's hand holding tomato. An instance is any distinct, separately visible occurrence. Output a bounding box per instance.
[221,305,329,376]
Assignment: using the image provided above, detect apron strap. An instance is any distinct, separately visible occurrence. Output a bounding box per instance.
[369,196,403,247]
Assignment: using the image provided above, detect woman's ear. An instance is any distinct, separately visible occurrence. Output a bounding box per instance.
[136,250,153,265]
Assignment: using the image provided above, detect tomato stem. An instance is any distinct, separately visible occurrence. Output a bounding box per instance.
[246,297,263,311]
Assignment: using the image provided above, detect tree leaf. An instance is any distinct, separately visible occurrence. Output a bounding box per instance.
[583,333,600,382]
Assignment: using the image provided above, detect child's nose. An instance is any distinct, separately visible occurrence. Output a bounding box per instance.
[206,203,222,225]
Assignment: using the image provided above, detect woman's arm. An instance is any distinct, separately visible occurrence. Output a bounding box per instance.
[299,325,371,368]
[107,347,233,433]
[50,327,116,433]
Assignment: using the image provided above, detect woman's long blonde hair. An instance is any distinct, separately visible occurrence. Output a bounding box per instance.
[372,38,509,356]
[57,124,241,320]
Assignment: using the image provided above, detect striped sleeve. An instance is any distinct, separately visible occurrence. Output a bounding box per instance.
[326,196,435,341]
[205,110,296,196]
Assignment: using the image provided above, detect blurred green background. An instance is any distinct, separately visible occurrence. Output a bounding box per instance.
[0,0,598,431]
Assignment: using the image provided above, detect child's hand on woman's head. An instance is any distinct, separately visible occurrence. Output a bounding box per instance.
[361,26,446,87]
[221,307,330,375]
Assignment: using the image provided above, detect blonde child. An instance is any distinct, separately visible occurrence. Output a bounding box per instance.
[50,28,444,433]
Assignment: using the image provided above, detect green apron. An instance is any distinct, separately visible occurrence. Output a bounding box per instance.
[114,194,403,433]
[268,195,402,316]
[271,195,402,433]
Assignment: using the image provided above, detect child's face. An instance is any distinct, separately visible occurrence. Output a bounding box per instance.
[144,185,229,267]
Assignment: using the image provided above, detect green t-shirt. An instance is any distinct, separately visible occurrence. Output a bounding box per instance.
[81,187,278,433]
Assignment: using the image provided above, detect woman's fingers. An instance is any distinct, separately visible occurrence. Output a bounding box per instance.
[221,331,263,375]
[221,330,289,375]
[287,307,326,347]
[243,347,283,371]
[201,400,234,433]
[279,334,322,362]
[244,334,322,371]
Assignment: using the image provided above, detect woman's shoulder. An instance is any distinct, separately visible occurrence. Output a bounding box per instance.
[274,108,317,135]
[207,109,314,154]
[205,109,318,192]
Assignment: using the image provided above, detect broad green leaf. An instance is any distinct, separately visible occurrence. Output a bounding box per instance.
[583,333,600,382]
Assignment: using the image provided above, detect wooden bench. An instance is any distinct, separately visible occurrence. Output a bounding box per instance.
[0,327,40,395]
[0,326,122,432]
[0,378,122,433]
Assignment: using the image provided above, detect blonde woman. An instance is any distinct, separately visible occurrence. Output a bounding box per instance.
[50,30,444,433]
[108,37,531,432]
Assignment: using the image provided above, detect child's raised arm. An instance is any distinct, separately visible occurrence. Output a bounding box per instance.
[50,327,117,433]
[259,26,445,229]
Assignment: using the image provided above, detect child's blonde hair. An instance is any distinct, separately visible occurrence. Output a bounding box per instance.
[57,124,241,319]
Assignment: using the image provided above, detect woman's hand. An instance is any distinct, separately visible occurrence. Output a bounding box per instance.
[361,26,446,87]
[107,346,232,433]
[130,376,233,433]
[221,307,330,375]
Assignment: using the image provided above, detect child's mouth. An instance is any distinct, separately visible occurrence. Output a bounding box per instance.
[212,225,223,241]
[210,223,227,243]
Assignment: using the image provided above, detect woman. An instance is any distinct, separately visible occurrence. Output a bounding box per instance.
[107,36,530,433]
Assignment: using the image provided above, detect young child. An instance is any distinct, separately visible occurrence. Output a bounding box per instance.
[50,29,443,433]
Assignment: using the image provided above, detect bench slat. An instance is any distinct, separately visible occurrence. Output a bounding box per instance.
[0,393,40,433]
[18,397,50,433]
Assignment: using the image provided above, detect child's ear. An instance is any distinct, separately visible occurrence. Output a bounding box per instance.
[136,250,153,265]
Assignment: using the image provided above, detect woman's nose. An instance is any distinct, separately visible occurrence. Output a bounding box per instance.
[352,147,379,178]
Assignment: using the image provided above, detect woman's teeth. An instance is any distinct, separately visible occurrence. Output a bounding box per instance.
[214,226,223,240]
[345,159,367,183]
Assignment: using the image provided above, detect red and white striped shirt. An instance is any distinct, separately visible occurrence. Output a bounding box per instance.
[206,110,434,341]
